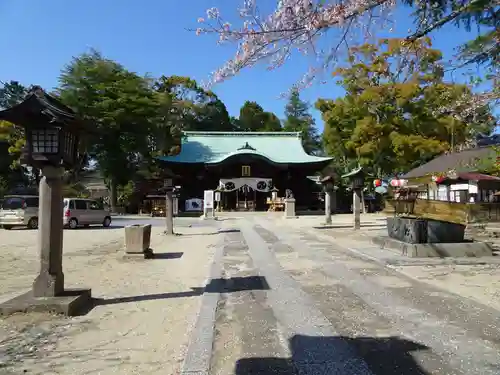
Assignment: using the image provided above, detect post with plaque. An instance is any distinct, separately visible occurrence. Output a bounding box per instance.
[203,190,215,219]
[164,178,174,235]
[214,187,222,213]
[342,167,366,230]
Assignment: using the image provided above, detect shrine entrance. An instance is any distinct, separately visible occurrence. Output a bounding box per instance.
[219,178,272,211]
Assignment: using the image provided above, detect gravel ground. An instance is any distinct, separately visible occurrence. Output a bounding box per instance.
[0,218,223,375]
[271,214,500,312]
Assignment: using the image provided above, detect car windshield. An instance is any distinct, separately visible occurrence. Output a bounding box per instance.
[1,197,24,210]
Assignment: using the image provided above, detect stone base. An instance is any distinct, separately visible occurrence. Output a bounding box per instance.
[124,248,154,259]
[200,215,216,220]
[373,236,493,258]
[0,288,93,316]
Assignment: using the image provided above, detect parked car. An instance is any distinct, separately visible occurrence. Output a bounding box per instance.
[63,198,112,229]
[0,195,40,229]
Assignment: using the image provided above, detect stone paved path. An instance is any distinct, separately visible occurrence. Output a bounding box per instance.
[183,215,500,375]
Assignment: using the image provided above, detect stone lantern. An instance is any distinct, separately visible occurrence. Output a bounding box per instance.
[342,166,366,230]
[320,175,336,225]
[270,186,279,201]
[0,86,92,316]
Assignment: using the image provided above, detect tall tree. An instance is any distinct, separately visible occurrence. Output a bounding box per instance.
[0,81,28,163]
[57,50,159,211]
[238,101,282,131]
[283,89,321,154]
[317,38,496,176]
[0,81,30,187]
[154,75,233,132]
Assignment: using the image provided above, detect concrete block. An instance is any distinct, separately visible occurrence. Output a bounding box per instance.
[427,219,465,243]
[124,224,152,254]
[387,216,427,243]
[0,288,93,316]
[284,198,297,219]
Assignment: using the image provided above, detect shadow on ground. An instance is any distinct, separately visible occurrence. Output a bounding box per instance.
[151,252,183,259]
[235,334,431,375]
[313,224,386,230]
[179,228,241,236]
[94,275,268,307]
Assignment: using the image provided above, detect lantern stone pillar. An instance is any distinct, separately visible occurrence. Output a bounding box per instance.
[325,191,332,225]
[342,167,366,231]
[353,189,362,230]
[165,190,174,235]
[32,166,65,297]
[0,86,92,317]
[320,176,335,225]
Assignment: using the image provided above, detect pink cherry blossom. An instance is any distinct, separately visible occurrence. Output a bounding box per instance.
[194,0,498,118]
[195,0,395,87]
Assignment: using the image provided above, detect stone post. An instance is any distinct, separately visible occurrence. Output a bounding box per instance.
[165,190,174,235]
[32,166,65,297]
[325,191,332,225]
[284,198,296,218]
[353,189,361,230]
[331,190,337,214]
[361,189,366,214]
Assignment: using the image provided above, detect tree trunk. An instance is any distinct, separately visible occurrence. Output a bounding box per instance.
[109,178,118,213]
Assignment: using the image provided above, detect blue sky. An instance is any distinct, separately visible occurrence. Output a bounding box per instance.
[0,0,486,132]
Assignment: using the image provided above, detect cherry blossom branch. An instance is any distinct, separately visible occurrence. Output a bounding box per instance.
[194,0,395,86]
[405,0,490,42]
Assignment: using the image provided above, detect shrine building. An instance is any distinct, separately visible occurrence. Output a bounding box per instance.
[158,131,332,211]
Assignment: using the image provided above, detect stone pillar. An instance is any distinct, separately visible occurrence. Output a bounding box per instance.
[203,206,215,219]
[331,191,337,214]
[325,191,332,225]
[165,190,174,235]
[353,189,361,230]
[284,198,296,218]
[361,189,366,214]
[173,196,179,216]
[32,166,65,297]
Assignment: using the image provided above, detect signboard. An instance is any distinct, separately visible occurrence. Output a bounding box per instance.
[164,179,173,188]
[173,197,179,216]
[214,191,221,202]
[204,190,214,209]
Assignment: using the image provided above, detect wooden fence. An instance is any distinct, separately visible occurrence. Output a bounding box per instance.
[384,199,500,225]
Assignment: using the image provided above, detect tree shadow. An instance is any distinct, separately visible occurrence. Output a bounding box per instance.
[179,228,241,236]
[235,334,431,375]
[150,251,183,259]
[94,275,269,306]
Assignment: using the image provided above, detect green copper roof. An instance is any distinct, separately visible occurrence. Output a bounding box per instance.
[158,131,332,165]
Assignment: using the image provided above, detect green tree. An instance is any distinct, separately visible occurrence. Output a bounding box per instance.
[154,75,233,133]
[317,38,496,176]
[238,101,282,131]
[283,89,321,154]
[57,50,159,211]
[0,81,29,164]
[0,81,30,187]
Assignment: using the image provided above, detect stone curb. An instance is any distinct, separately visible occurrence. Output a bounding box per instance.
[180,237,225,375]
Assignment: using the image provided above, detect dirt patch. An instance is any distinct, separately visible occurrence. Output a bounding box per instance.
[393,264,500,311]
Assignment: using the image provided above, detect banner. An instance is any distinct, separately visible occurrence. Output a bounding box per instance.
[219,178,273,192]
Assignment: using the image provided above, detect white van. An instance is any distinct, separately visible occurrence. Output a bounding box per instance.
[63,198,112,229]
[0,195,40,230]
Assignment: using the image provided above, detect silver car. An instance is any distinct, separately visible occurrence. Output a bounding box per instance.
[0,195,40,230]
[63,198,112,229]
